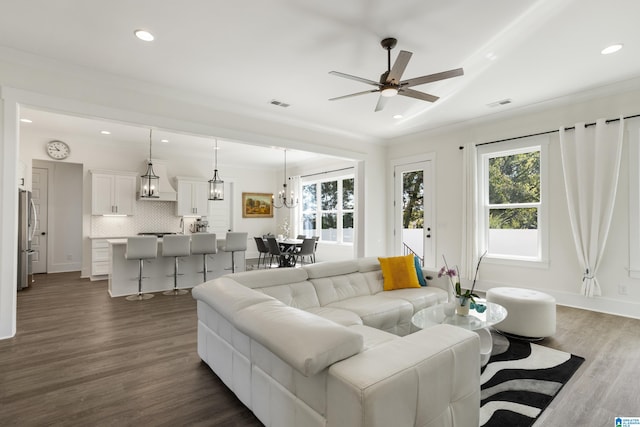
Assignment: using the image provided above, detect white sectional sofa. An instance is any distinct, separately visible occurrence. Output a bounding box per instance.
[192,257,480,427]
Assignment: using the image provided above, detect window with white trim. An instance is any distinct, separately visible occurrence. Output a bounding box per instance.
[301,174,354,243]
[477,137,548,263]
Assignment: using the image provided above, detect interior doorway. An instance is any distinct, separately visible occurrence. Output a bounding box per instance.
[31,160,84,275]
[31,167,48,274]
[394,159,435,268]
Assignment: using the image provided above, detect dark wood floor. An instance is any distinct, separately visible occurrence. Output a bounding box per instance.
[0,272,261,427]
[1,273,639,426]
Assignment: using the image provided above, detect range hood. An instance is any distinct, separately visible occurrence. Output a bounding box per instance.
[137,159,177,201]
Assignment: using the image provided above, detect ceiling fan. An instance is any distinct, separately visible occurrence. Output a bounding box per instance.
[329,38,464,112]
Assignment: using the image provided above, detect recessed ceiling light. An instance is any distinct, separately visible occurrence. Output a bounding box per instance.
[20,118,33,123]
[161,139,169,143]
[134,29,154,42]
[485,52,497,61]
[393,114,403,119]
[100,130,111,135]
[601,44,623,55]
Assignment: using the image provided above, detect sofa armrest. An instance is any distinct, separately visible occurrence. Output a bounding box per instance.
[423,268,452,296]
[327,324,479,427]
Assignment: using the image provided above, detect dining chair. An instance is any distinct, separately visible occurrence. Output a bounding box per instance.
[266,236,287,267]
[254,236,270,269]
[296,234,307,240]
[293,238,316,266]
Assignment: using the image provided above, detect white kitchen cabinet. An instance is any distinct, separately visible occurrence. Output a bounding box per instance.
[91,239,110,277]
[175,177,209,217]
[91,170,137,215]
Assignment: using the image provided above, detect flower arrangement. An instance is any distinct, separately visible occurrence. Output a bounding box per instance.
[438,251,487,306]
[279,217,290,238]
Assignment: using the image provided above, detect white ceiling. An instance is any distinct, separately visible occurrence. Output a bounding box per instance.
[3,0,640,148]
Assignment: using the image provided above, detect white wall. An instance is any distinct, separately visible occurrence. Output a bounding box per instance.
[388,81,640,319]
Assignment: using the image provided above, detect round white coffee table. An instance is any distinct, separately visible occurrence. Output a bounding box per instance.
[412,300,508,366]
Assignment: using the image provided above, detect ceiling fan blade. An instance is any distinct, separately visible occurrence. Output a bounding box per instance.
[374,95,389,112]
[386,50,412,83]
[398,88,439,103]
[400,68,464,88]
[329,71,380,87]
[329,89,380,101]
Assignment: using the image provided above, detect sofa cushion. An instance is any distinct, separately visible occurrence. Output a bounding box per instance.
[229,267,309,289]
[377,287,448,312]
[378,254,421,291]
[327,295,414,335]
[234,299,364,376]
[414,256,427,286]
[258,281,321,309]
[304,259,359,279]
[348,325,398,350]
[192,277,274,321]
[310,272,373,306]
[306,306,364,327]
[357,257,382,272]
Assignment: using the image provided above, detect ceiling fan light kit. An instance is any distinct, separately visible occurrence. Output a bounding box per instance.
[329,37,464,111]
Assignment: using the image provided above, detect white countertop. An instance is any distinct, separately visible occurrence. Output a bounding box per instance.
[107,237,227,248]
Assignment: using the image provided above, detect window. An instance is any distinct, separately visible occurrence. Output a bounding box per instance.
[301,174,354,243]
[477,137,548,264]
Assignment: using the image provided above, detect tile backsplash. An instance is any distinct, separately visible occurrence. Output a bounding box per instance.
[91,201,185,237]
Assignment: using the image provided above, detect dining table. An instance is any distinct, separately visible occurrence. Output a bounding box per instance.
[266,237,303,267]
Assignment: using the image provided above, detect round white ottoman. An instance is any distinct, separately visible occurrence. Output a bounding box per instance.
[486,287,556,339]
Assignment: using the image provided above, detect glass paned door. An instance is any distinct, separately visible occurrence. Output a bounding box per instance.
[394,161,434,268]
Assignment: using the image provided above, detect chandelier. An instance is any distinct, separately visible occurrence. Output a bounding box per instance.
[273,149,298,209]
[208,138,224,201]
[140,129,159,198]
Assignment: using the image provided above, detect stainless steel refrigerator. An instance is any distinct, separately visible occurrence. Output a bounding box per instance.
[18,189,36,290]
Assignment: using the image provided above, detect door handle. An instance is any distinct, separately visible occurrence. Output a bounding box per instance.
[41,232,46,236]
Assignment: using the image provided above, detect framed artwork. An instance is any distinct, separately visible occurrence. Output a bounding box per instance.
[242,192,274,218]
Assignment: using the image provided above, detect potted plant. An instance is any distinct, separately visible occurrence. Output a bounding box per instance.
[438,251,487,316]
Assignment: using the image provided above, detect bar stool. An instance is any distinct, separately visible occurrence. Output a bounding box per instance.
[124,236,158,301]
[223,232,248,273]
[162,234,191,296]
[191,233,217,282]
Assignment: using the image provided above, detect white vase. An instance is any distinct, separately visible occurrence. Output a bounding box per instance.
[456,297,470,316]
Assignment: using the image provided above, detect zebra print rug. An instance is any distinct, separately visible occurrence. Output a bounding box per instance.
[480,331,584,427]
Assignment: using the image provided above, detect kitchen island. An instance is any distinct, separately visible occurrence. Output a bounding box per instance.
[107,237,245,297]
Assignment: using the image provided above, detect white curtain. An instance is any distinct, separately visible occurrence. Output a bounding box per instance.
[559,118,624,297]
[461,142,479,281]
[289,175,302,237]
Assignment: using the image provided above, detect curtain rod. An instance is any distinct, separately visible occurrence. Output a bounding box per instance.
[472,113,640,148]
[301,166,353,179]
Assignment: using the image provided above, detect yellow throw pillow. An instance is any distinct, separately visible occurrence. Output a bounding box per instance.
[378,254,422,291]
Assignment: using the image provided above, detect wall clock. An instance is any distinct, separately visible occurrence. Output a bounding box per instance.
[46,140,70,160]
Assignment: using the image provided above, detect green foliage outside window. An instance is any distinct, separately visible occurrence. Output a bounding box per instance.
[402,171,424,229]
[488,151,540,229]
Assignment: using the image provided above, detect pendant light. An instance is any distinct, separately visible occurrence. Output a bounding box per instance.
[140,129,159,198]
[208,138,224,201]
[273,149,298,209]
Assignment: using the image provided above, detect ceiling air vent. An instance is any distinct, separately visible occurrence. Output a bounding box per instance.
[487,98,513,108]
[269,99,290,108]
